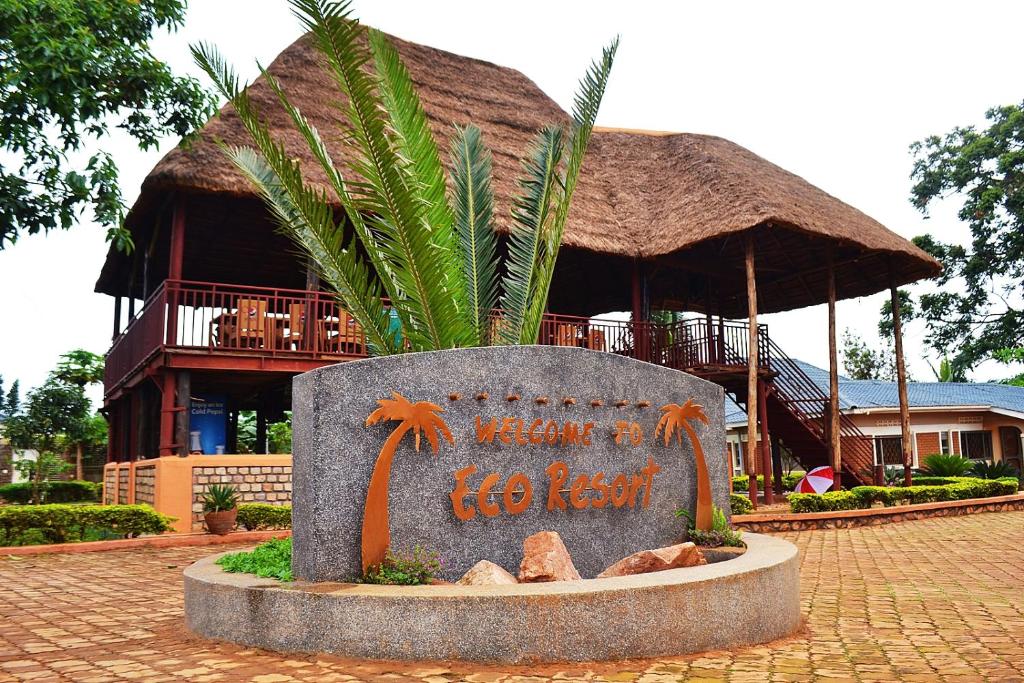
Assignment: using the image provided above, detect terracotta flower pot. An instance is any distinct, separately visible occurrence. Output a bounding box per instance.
[204,508,238,535]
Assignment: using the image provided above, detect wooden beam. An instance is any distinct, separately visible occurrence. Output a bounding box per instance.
[757,379,774,504]
[828,249,842,490]
[744,235,760,508]
[890,270,913,486]
[169,199,185,281]
[175,371,191,457]
[632,260,647,362]
[113,296,122,340]
[158,370,177,456]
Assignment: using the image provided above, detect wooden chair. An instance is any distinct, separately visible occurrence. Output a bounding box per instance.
[234,298,267,348]
[554,323,580,347]
[318,310,364,354]
[586,328,606,352]
[285,303,306,350]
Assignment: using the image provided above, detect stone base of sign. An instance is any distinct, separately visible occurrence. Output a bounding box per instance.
[184,532,799,663]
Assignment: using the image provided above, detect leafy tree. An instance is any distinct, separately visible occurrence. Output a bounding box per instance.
[898,100,1024,379]
[5,379,20,418]
[268,414,292,454]
[52,349,105,386]
[4,379,91,502]
[0,0,215,249]
[192,0,617,354]
[841,329,900,381]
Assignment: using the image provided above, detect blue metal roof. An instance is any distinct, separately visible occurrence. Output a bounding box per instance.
[724,360,1024,426]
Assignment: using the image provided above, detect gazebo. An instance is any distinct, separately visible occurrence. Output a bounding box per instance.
[96,31,939,506]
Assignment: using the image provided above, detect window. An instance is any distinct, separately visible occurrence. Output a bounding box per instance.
[873,436,904,466]
[959,430,993,460]
[939,430,951,455]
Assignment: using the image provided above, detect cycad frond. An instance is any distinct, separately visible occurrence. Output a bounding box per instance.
[227,146,397,356]
[499,125,565,345]
[288,0,464,352]
[449,125,498,346]
[525,38,619,334]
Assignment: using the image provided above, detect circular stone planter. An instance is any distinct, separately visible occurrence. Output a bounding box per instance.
[184,532,800,663]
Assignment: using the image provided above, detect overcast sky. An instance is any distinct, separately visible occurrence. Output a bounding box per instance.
[1,0,1022,409]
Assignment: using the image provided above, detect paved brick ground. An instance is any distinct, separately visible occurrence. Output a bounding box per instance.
[3,512,1024,682]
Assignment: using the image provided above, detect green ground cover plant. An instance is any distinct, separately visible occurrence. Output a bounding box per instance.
[236,503,291,530]
[363,546,443,585]
[0,504,174,546]
[0,480,101,505]
[217,537,293,581]
[677,505,744,548]
[788,477,1017,513]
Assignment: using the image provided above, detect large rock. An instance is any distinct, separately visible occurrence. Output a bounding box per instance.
[597,542,706,578]
[457,560,518,585]
[518,531,582,582]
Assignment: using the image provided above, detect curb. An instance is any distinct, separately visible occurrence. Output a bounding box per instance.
[0,529,291,556]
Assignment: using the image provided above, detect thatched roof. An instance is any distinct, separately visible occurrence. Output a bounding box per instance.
[96,29,939,316]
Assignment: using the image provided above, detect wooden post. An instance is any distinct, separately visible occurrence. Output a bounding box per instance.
[827,250,842,490]
[255,408,268,455]
[175,371,191,457]
[158,370,177,456]
[704,278,715,363]
[631,260,647,362]
[757,378,773,504]
[128,295,136,320]
[771,433,784,495]
[166,200,185,345]
[744,235,760,507]
[890,272,913,486]
[113,296,122,339]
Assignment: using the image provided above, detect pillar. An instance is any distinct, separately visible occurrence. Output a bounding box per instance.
[158,370,177,456]
[757,378,774,504]
[827,250,842,490]
[113,296,122,339]
[890,271,913,486]
[744,235,760,507]
[771,433,784,495]
[631,260,646,361]
[175,371,191,456]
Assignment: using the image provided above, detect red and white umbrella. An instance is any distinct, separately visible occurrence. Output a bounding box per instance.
[795,466,835,494]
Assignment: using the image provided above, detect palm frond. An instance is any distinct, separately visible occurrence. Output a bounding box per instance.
[449,125,498,345]
[525,38,619,335]
[499,126,565,345]
[226,146,397,355]
[287,0,465,352]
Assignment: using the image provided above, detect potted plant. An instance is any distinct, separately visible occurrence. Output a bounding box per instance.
[203,484,240,535]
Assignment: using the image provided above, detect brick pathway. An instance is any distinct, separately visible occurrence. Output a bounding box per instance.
[3,512,1024,682]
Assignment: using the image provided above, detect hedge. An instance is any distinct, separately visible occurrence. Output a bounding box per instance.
[732,473,805,493]
[789,477,1018,513]
[728,493,753,515]
[0,504,175,546]
[237,503,292,531]
[0,480,102,505]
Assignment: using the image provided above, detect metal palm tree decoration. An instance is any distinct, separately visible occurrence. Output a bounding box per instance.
[193,0,617,354]
[362,392,453,572]
[655,399,714,531]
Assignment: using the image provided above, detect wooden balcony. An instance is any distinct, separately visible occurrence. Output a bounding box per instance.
[104,279,770,396]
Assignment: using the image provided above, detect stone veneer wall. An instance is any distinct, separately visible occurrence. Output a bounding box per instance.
[117,468,130,504]
[134,465,156,506]
[103,467,118,504]
[191,465,292,530]
[733,494,1024,532]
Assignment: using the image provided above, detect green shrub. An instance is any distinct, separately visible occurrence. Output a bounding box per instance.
[970,460,1020,480]
[921,453,973,477]
[363,546,442,585]
[789,476,1018,513]
[732,472,804,493]
[237,503,291,531]
[729,493,753,515]
[0,504,174,546]
[217,537,293,581]
[788,490,859,513]
[0,480,101,505]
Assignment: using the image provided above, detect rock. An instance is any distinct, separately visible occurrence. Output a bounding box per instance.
[457,560,518,586]
[701,546,746,564]
[596,542,706,578]
[517,531,581,582]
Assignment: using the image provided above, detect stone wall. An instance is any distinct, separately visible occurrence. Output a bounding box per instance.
[734,493,1024,532]
[134,465,156,505]
[191,465,292,530]
[103,467,117,504]
[117,468,130,504]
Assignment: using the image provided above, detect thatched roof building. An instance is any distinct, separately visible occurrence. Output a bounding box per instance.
[96,31,939,317]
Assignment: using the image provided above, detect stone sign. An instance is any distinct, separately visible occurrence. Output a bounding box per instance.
[291,346,728,582]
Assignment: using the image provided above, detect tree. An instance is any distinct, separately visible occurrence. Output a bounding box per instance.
[0,0,215,249]
[192,0,617,354]
[5,379,20,418]
[52,349,105,387]
[4,379,91,502]
[900,100,1024,380]
[841,329,899,381]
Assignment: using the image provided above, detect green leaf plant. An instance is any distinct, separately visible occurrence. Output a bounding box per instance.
[192,0,617,354]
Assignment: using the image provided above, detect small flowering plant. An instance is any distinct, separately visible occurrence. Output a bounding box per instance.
[363,545,443,585]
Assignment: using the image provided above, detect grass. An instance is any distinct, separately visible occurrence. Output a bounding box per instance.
[216,537,293,581]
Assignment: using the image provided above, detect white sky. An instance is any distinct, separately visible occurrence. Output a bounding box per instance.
[1,0,1022,409]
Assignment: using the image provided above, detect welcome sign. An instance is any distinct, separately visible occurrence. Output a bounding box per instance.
[291,346,728,581]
